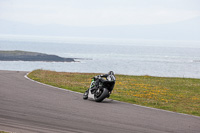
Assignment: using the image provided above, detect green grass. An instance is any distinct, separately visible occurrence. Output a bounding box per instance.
[28,69,200,116]
[0,131,10,133]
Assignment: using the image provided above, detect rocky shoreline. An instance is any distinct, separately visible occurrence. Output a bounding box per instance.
[0,50,75,62]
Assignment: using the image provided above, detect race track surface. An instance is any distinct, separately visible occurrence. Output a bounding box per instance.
[0,70,200,133]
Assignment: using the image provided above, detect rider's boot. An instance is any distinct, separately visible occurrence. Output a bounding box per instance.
[83,89,89,100]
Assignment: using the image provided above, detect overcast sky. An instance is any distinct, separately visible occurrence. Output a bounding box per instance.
[0,0,200,41]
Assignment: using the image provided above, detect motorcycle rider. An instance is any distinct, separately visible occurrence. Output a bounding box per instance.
[84,71,115,97]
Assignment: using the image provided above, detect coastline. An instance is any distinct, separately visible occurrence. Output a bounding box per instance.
[1,41,200,79]
[0,50,76,62]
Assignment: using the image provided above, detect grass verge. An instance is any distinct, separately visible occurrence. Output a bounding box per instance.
[0,131,10,133]
[28,69,200,116]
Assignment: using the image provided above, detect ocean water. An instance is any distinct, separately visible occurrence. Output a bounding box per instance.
[0,37,200,78]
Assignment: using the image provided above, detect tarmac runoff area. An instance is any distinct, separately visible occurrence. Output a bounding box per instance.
[0,70,200,133]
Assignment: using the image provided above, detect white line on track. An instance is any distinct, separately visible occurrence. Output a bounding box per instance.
[24,72,82,95]
[24,72,200,119]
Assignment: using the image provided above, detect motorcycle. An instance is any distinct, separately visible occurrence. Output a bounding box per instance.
[83,74,116,102]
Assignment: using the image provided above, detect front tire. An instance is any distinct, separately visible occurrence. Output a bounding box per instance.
[94,88,109,102]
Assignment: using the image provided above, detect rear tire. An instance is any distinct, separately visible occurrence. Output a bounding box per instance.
[94,88,109,102]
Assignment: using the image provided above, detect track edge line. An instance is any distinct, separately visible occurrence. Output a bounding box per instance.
[24,72,200,119]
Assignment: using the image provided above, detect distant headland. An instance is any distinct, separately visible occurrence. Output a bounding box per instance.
[0,50,75,62]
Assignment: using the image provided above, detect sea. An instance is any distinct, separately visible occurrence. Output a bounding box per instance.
[0,35,200,79]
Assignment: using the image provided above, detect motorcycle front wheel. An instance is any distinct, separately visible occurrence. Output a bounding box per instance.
[94,88,109,102]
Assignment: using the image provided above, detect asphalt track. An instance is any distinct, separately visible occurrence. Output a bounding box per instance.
[0,70,200,133]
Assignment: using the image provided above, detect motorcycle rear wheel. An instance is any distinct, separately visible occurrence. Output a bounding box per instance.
[94,88,109,102]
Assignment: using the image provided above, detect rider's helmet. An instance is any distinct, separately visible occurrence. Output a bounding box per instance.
[107,71,115,81]
[108,71,114,75]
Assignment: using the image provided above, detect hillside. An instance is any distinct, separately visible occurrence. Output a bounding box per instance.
[0,50,75,62]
